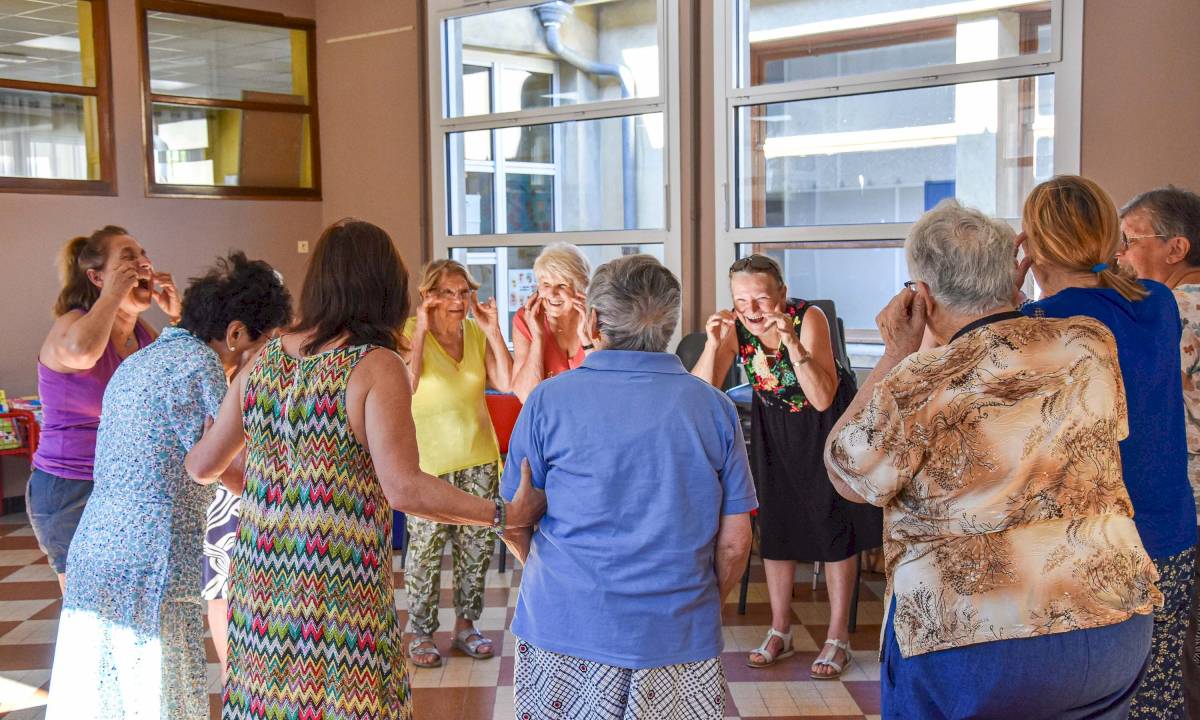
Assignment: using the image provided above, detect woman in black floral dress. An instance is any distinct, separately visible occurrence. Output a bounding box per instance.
[692,254,882,678]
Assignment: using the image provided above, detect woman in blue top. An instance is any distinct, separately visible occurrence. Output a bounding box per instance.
[45,253,292,720]
[500,255,757,720]
[1018,175,1196,719]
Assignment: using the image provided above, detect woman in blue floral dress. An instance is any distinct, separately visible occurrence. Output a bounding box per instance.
[45,252,292,720]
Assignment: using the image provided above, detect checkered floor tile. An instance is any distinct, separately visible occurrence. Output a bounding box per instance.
[0,512,883,719]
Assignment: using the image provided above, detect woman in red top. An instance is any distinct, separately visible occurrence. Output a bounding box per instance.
[510,243,593,401]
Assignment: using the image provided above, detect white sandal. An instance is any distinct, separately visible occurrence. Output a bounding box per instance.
[747,627,794,668]
[810,638,853,680]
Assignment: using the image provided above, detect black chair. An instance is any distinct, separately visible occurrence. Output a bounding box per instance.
[674,331,739,389]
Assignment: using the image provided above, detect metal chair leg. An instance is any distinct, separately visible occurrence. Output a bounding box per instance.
[737,551,751,615]
[848,551,862,633]
[812,560,821,590]
[497,537,507,573]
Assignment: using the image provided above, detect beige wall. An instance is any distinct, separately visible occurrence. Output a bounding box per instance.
[0,0,321,495]
[1079,0,1200,207]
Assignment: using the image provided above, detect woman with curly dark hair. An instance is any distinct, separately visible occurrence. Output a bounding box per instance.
[44,252,293,720]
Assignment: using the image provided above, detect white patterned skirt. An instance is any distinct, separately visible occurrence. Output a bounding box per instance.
[513,637,726,720]
[201,486,240,601]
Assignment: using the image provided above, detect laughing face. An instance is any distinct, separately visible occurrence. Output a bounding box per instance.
[730,271,786,338]
[103,234,154,312]
[430,272,472,328]
[537,273,577,319]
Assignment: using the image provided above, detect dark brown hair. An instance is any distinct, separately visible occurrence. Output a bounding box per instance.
[54,225,130,317]
[293,219,410,355]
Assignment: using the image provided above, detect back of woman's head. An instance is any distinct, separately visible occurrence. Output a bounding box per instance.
[295,219,410,355]
[588,254,680,352]
[54,225,129,317]
[179,252,293,343]
[1023,175,1148,302]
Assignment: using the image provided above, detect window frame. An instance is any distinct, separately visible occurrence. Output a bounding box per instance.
[0,0,117,196]
[711,0,1083,332]
[426,0,682,283]
[136,0,321,200]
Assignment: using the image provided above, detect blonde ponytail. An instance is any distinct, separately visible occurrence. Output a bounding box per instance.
[52,225,130,317]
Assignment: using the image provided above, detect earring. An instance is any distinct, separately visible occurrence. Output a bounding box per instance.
[228,345,236,353]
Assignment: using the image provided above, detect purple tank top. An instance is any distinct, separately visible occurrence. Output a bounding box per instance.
[32,322,153,481]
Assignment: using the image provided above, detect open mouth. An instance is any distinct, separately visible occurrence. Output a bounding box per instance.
[544,299,565,308]
[744,314,764,324]
[136,278,151,292]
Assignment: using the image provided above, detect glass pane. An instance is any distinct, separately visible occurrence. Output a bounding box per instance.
[448,112,664,235]
[0,89,98,180]
[444,0,659,118]
[0,0,97,87]
[146,11,308,103]
[464,171,494,235]
[463,64,491,114]
[151,103,313,188]
[740,0,1052,87]
[449,243,666,341]
[464,130,491,161]
[738,242,906,367]
[736,75,1054,228]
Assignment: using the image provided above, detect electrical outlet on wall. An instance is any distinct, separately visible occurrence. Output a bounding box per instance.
[298,241,309,254]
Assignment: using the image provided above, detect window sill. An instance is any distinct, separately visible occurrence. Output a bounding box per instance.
[0,178,117,197]
[145,184,321,201]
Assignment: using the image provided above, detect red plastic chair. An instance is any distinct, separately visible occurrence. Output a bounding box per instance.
[486,393,523,572]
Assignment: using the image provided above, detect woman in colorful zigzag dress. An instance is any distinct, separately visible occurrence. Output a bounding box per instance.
[186,219,547,720]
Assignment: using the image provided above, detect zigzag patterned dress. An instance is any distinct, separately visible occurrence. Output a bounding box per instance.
[223,339,413,720]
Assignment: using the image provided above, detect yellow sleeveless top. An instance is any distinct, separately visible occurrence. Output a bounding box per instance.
[403,317,500,476]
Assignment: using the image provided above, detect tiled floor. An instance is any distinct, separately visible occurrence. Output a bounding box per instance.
[0,512,884,719]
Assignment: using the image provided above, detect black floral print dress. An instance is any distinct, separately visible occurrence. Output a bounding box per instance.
[736,299,882,561]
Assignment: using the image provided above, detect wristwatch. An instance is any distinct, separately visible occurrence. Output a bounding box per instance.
[491,496,506,537]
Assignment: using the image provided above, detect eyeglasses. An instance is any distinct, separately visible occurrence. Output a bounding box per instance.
[1121,233,1166,251]
[730,255,782,274]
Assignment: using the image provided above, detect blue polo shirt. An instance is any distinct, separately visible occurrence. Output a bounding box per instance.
[499,350,757,669]
[1023,280,1196,559]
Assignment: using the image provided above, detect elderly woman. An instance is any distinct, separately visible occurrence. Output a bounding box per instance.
[691,254,881,677]
[1117,185,1200,715]
[186,220,544,720]
[45,252,291,719]
[824,199,1160,718]
[400,259,512,668]
[500,255,756,720]
[1017,176,1195,718]
[510,242,591,401]
[30,226,179,593]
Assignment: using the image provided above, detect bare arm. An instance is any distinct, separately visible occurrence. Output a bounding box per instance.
[502,526,533,565]
[42,301,122,371]
[401,329,426,393]
[510,327,545,403]
[472,294,513,393]
[715,512,752,601]
[218,449,246,495]
[788,306,840,412]
[358,350,543,527]
[186,366,250,484]
[691,311,738,387]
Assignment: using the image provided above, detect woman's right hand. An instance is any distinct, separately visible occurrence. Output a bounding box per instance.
[414,295,440,336]
[705,310,736,347]
[99,260,140,301]
[1013,232,1033,304]
[505,459,546,530]
[523,293,544,340]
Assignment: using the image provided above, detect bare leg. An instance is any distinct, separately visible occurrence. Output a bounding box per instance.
[749,559,796,664]
[207,599,229,683]
[812,556,855,678]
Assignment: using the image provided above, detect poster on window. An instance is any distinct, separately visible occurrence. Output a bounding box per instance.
[509,269,536,306]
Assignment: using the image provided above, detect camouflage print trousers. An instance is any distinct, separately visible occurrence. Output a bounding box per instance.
[404,462,498,636]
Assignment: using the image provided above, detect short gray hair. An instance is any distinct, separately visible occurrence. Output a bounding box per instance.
[906,199,1016,315]
[1120,185,1200,267]
[587,254,680,352]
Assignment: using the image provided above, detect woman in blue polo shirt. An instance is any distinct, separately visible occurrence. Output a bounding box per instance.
[1019,175,1196,719]
[500,255,757,720]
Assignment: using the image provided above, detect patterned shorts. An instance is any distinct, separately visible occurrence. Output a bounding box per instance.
[513,637,726,720]
[1130,544,1196,720]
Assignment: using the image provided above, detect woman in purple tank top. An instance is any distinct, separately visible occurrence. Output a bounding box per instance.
[29,226,180,593]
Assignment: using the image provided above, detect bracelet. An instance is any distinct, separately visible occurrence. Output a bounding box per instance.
[582,343,595,351]
[491,496,506,537]
[793,349,812,366]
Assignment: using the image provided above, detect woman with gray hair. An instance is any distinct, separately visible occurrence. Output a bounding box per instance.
[500,254,757,720]
[824,199,1160,718]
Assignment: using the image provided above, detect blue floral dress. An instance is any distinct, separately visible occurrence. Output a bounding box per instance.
[45,327,227,720]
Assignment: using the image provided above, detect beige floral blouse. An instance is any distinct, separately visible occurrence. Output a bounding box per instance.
[1174,284,1200,521]
[827,314,1162,658]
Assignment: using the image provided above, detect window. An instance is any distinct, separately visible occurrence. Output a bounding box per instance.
[0,0,115,195]
[429,0,680,325]
[714,0,1082,366]
[137,0,319,199]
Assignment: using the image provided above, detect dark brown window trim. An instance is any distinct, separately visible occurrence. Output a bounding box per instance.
[137,0,322,201]
[0,0,117,196]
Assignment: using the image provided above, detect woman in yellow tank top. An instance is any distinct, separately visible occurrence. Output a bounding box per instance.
[400,259,513,668]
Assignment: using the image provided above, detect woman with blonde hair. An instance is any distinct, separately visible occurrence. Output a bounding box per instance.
[401,259,512,668]
[511,242,592,401]
[1019,175,1195,718]
[30,226,179,593]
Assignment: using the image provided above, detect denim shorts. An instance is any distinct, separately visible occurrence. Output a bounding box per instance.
[25,468,93,574]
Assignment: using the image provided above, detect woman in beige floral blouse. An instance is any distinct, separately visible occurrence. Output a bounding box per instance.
[824,199,1161,719]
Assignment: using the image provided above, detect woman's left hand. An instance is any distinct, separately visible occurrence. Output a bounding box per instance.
[763,310,804,354]
[876,288,927,360]
[571,292,593,349]
[153,271,181,321]
[470,292,502,336]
